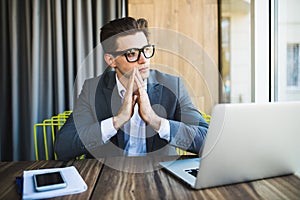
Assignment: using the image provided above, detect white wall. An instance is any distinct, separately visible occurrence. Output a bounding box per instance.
[230,12,251,102]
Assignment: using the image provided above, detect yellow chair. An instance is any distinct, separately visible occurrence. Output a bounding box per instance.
[34,110,210,159]
[201,111,211,124]
[34,111,72,160]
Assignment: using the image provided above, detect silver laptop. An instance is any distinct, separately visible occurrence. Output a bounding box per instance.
[160,102,300,189]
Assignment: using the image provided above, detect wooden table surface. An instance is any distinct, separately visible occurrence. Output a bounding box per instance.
[1,156,300,200]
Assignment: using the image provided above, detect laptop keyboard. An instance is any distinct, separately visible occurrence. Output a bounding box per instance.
[185,168,199,177]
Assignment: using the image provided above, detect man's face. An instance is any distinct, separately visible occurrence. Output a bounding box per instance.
[112,32,150,81]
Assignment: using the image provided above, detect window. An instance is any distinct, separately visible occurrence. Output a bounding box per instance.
[220,0,300,103]
[287,44,300,88]
[220,0,252,103]
[274,0,300,101]
[221,18,231,103]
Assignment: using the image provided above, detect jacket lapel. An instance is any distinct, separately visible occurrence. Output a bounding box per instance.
[107,86,125,149]
[97,70,125,149]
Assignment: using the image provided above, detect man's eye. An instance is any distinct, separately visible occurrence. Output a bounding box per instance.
[144,47,151,53]
[126,50,138,58]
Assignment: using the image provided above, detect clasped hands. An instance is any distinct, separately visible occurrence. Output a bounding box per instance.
[113,68,162,131]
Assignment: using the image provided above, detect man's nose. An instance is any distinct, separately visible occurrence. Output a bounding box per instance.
[137,52,147,64]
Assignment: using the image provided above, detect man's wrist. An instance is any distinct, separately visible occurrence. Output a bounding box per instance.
[149,114,162,131]
[112,116,121,130]
[112,115,128,130]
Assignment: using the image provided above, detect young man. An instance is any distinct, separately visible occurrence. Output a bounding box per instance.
[54,17,208,160]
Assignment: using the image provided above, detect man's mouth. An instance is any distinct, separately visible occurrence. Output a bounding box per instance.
[138,67,148,73]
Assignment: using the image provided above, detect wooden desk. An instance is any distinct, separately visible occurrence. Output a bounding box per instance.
[1,156,300,200]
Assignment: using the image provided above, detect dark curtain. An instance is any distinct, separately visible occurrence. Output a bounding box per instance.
[0,0,126,161]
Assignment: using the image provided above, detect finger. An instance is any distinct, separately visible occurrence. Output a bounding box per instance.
[134,76,141,89]
[134,71,146,90]
[126,68,136,95]
[135,69,144,83]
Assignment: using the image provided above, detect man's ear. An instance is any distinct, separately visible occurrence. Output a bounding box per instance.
[104,54,117,68]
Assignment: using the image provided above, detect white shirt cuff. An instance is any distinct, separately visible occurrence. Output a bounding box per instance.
[157,118,170,142]
[101,117,118,143]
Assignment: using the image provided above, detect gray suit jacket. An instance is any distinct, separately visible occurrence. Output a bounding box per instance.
[54,69,208,160]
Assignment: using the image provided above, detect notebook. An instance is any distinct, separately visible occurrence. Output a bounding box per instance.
[22,166,87,199]
[159,102,300,189]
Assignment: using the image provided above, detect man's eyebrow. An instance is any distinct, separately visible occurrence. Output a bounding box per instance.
[110,48,132,54]
[112,45,148,53]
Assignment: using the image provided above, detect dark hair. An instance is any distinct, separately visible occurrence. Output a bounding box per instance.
[100,17,149,53]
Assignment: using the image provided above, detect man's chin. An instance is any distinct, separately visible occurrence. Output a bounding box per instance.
[140,71,150,80]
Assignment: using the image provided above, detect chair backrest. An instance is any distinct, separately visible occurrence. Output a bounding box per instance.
[34,111,72,160]
[34,110,210,159]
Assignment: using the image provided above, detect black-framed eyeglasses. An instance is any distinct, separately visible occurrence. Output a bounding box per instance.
[109,44,155,63]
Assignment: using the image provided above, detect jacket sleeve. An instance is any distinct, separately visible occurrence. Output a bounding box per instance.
[54,77,104,160]
[168,77,209,154]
